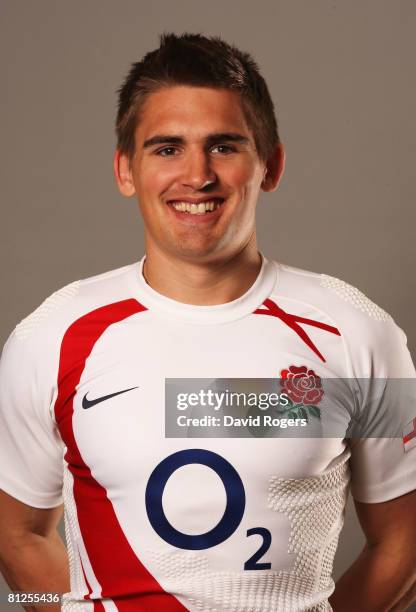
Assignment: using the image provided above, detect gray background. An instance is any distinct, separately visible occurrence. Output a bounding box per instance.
[1,1,415,609]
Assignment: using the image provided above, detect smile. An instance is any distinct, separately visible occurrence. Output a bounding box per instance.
[166,198,225,215]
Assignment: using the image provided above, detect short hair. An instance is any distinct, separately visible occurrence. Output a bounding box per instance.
[115,32,280,165]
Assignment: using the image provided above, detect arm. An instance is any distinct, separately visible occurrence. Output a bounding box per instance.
[329,489,416,611]
[0,489,70,612]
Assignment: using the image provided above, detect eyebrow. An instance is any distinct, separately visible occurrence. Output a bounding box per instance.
[142,132,250,149]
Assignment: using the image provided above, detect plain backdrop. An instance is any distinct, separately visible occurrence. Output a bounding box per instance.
[1,1,415,610]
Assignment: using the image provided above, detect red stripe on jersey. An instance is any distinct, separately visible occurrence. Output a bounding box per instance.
[403,417,416,443]
[254,298,341,363]
[54,299,187,611]
[80,556,106,611]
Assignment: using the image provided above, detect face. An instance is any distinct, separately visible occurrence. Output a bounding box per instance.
[115,85,284,263]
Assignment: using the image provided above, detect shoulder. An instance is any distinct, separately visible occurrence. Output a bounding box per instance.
[12,260,137,340]
[274,260,391,322]
[271,260,414,377]
[275,258,383,307]
[1,260,139,373]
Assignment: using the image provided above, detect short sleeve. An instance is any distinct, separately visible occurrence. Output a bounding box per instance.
[0,327,64,508]
[348,319,416,503]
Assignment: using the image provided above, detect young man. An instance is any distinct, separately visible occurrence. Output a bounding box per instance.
[0,32,415,612]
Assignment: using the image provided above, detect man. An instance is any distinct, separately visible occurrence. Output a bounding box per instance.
[0,32,415,612]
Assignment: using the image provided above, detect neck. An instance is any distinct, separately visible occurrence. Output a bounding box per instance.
[142,238,262,306]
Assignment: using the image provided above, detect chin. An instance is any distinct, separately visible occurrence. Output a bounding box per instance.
[171,241,224,261]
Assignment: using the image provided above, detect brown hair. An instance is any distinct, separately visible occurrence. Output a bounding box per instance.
[115,32,280,165]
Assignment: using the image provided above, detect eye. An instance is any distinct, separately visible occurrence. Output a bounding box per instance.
[155,147,178,156]
[211,144,235,154]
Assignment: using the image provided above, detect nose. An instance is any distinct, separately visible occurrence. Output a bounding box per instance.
[180,149,217,190]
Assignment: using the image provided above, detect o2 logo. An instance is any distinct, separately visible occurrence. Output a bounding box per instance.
[145,449,271,570]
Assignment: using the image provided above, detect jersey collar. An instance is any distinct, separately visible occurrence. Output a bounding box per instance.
[128,252,278,325]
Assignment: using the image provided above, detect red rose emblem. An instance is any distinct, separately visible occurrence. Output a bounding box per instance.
[280,365,323,405]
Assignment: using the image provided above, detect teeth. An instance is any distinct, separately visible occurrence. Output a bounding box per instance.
[171,200,223,214]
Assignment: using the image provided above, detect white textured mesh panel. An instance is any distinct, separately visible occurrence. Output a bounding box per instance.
[310,604,332,612]
[267,450,350,603]
[147,548,332,611]
[61,461,90,612]
[61,600,91,612]
[320,275,391,322]
[318,538,339,592]
[14,280,80,340]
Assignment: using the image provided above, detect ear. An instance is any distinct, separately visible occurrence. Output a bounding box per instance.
[261,142,286,192]
[113,150,136,197]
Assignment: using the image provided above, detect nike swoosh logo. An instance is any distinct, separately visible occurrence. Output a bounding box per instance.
[82,386,139,409]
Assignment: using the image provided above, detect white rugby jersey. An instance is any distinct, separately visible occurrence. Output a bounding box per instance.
[0,252,415,612]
